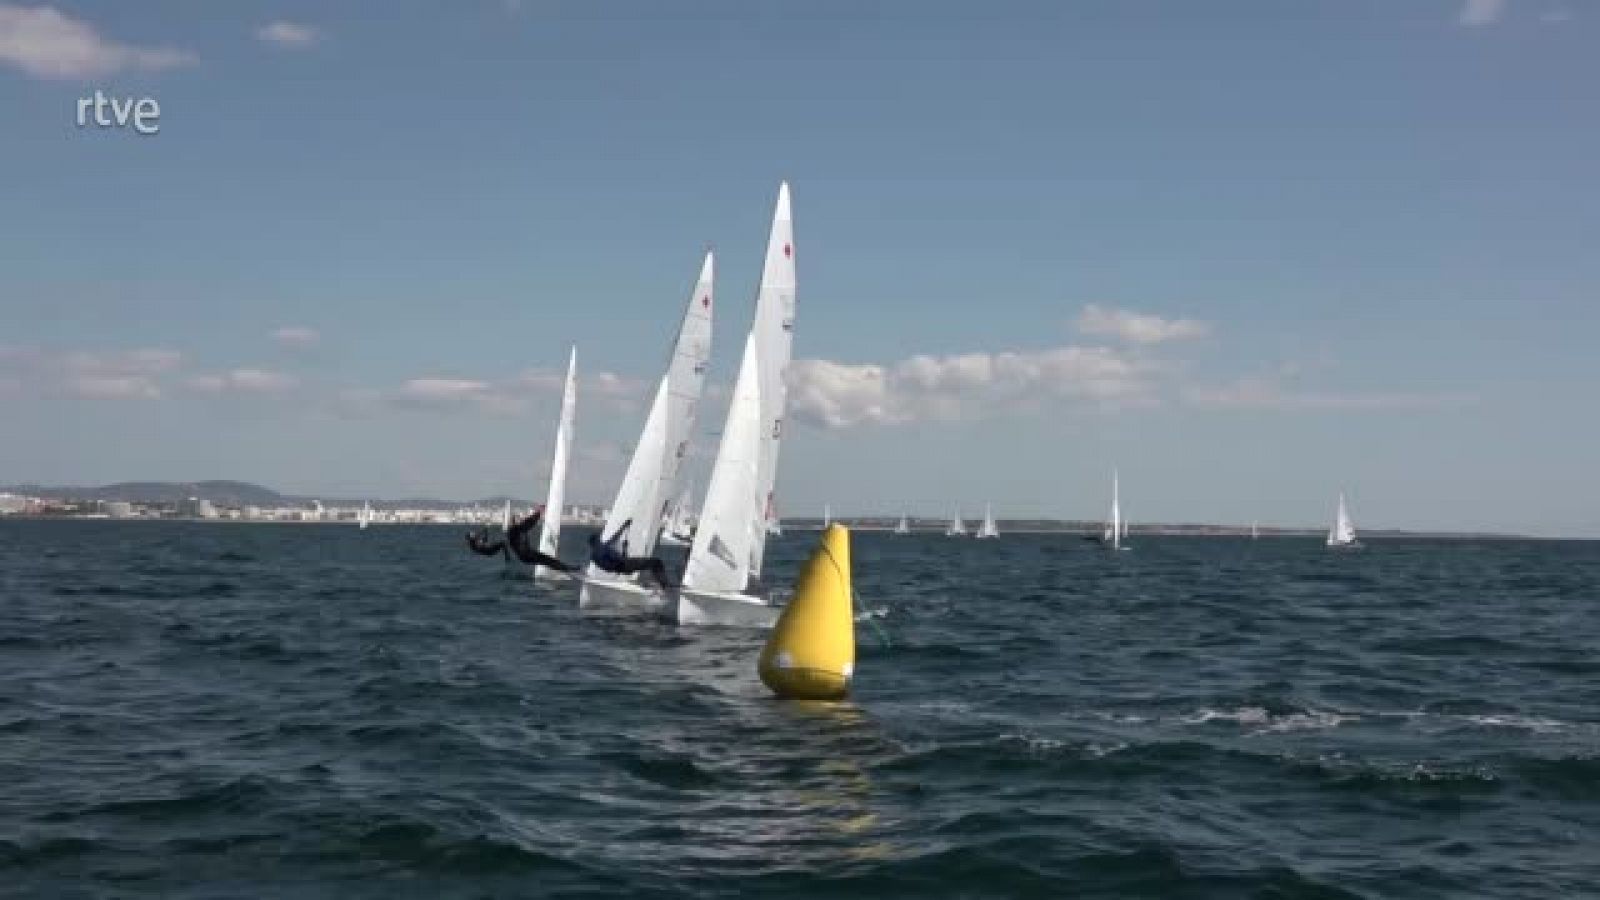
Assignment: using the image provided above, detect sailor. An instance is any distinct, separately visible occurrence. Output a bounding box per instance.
[587,519,675,590]
[465,526,505,557]
[504,505,578,572]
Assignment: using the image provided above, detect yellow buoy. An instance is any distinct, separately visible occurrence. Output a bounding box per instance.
[759,524,856,700]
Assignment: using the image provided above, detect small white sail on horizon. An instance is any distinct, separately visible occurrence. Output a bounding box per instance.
[1103,469,1127,551]
[823,503,832,529]
[975,503,999,539]
[946,508,967,537]
[1251,520,1259,540]
[1327,493,1361,548]
[535,346,577,580]
[894,514,910,535]
[358,501,371,529]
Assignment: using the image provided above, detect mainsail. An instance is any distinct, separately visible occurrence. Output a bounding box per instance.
[585,253,714,583]
[684,183,796,596]
[536,346,577,576]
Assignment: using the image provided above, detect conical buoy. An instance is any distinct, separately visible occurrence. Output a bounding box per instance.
[759,524,855,700]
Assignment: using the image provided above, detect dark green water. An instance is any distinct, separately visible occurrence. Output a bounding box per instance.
[4,520,1598,898]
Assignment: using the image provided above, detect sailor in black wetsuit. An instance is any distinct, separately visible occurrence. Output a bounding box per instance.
[466,526,505,557]
[504,505,579,572]
[587,519,675,590]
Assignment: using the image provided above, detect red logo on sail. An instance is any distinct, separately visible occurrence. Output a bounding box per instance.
[783,243,792,259]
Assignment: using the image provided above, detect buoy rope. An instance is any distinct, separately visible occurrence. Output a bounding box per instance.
[817,537,891,649]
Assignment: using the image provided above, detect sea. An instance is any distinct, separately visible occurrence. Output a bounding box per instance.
[3,520,1598,899]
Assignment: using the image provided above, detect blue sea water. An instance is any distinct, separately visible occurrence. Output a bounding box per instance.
[3,520,1598,898]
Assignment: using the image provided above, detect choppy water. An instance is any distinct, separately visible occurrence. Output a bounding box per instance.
[3,520,1599,898]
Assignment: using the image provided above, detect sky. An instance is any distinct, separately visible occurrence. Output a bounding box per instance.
[1,0,1597,537]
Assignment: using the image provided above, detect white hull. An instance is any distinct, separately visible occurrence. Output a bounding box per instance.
[671,588,782,628]
[577,577,667,614]
[659,532,692,547]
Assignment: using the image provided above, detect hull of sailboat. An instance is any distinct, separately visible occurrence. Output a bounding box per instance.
[671,588,782,628]
[577,577,668,614]
[658,532,691,547]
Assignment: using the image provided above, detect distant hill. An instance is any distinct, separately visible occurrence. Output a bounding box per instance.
[4,480,288,507]
[1,480,533,510]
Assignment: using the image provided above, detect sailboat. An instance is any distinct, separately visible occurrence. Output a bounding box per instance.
[893,514,910,535]
[579,252,715,610]
[1103,470,1129,551]
[823,503,832,529]
[534,346,577,580]
[1327,493,1361,549]
[678,183,796,627]
[658,482,696,547]
[1250,520,1259,540]
[975,503,999,539]
[358,501,371,529]
[946,508,966,537]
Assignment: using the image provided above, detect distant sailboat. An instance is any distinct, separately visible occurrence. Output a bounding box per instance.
[893,514,910,535]
[1327,493,1361,549]
[534,346,577,580]
[659,482,696,547]
[1103,470,1129,551]
[358,501,371,529]
[975,503,999,539]
[679,183,796,627]
[823,503,832,529]
[1250,520,1259,540]
[580,251,715,610]
[946,508,967,537]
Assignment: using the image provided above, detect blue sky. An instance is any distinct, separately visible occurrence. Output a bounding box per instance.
[1,0,1596,536]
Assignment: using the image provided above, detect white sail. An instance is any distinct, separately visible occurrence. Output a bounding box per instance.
[823,503,832,528]
[976,503,999,539]
[682,183,796,613]
[501,499,513,533]
[1327,493,1358,547]
[358,501,371,529]
[894,514,910,535]
[1251,521,1259,540]
[659,482,695,546]
[1104,470,1123,550]
[946,508,966,537]
[683,333,763,594]
[536,346,577,577]
[585,253,715,585]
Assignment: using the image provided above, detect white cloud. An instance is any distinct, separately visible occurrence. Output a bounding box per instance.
[0,4,195,79]
[789,344,1157,429]
[60,347,183,378]
[398,378,490,402]
[188,368,299,394]
[271,326,320,348]
[1458,0,1508,26]
[255,20,320,49]
[1075,304,1209,345]
[69,375,160,400]
[1183,376,1472,411]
